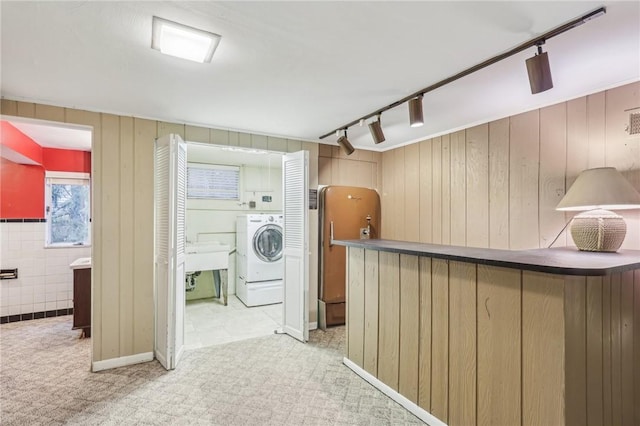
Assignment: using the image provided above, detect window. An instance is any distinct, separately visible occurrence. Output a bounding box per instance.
[187,163,239,200]
[45,172,90,247]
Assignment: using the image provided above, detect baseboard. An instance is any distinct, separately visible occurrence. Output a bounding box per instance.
[343,357,447,426]
[92,352,154,372]
[309,321,318,330]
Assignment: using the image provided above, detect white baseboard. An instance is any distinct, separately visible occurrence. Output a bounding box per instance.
[309,321,318,330]
[92,352,154,372]
[342,357,447,426]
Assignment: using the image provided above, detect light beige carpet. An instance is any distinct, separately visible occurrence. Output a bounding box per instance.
[0,316,423,425]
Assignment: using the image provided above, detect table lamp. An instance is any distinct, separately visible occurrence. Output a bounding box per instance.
[556,167,640,252]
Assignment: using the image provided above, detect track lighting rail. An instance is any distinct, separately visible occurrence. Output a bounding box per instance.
[319,6,606,140]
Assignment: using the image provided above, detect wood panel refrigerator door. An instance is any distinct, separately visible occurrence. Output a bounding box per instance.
[282,150,309,342]
[154,133,186,370]
[319,186,380,325]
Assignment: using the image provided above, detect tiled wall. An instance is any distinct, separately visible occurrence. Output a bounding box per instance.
[0,221,91,322]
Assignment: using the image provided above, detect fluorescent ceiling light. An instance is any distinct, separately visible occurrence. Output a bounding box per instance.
[152,17,221,63]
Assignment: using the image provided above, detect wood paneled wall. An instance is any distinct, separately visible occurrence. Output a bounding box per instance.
[0,99,345,363]
[318,143,382,189]
[347,247,640,426]
[381,82,640,250]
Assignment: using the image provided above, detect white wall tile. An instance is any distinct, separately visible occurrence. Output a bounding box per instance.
[33,302,45,312]
[9,305,20,315]
[45,301,57,311]
[0,305,9,316]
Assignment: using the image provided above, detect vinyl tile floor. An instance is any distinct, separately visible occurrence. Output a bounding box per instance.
[0,315,424,425]
[185,295,283,350]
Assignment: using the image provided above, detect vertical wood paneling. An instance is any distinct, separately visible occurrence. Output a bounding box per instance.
[603,276,612,424]
[251,134,268,149]
[363,250,379,376]
[586,276,604,426]
[404,144,420,242]
[65,109,103,359]
[477,265,521,426]
[448,261,476,426]
[318,156,332,185]
[378,252,400,390]
[34,104,65,122]
[419,139,433,243]
[431,137,443,244]
[418,257,432,411]
[488,118,509,249]
[381,151,393,239]
[184,125,210,143]
[210,128,229,145]
[509,110,539,249]
[157,122,184,139]
[132,117,156,354]
[634,270,640,426]
[605,83,640,249]
[566,96,588,247]
[620,271,634,426]
[441,135,451,244]
[101,114,121,359]
[119,116,135,356]
[286,138,302,152]
[564,276,587,426]
[522,271,564,426]
[228,131,240,146]
[539,103,567,248]
[16,101,35,118]
[267,136,287,152]
[610,274,622,426]
[587,91,606,168]
[450,131,466,246]
[466,124,489,248]
[238,132,251,147]
[394,148,406,240]
[0,99,18,115]
[399,254,419,403]
[347,248,365,367]
[431,258,449,422]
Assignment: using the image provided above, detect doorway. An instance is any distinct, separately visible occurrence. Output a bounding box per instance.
[184,142,286,349]
[153,135,309,369]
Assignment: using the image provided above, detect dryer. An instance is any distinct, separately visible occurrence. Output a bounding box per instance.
[236,214,284,306]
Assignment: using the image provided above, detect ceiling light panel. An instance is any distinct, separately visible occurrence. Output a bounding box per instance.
[152,17,221,63]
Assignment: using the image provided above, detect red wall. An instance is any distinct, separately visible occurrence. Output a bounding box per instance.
[0,158,45,218]
[0,122,91,219]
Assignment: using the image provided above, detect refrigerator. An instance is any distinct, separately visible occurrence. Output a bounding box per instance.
[318,185,381,329]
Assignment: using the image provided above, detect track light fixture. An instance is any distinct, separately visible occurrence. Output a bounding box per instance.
[319,6,606,142]
[337,130,355,156]
[409,95,424,128]
[526,42,554,94]
[369,115,386,144]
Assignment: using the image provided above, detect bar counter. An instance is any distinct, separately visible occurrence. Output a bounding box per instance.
[333,239,640,426]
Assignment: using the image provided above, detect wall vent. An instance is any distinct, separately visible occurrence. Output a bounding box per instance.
[628,111,640,135]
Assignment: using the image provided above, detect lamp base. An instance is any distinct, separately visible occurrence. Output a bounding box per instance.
[570,209,626,252]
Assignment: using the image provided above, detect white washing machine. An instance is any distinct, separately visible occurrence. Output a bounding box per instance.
[236,214,284,306]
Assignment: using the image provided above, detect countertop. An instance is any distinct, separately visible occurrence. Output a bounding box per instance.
[69,257,91,270]
[332,239,640,276]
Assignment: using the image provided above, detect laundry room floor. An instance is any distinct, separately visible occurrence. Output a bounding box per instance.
[185,296,282,350]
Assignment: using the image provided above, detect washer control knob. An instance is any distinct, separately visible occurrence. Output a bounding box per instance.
[268,216,274,222]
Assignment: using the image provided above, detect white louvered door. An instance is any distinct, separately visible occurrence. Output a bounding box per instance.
[282,150,309,342]
[154,134,186,370]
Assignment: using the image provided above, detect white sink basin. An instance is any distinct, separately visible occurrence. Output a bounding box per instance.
[185,242,230,273]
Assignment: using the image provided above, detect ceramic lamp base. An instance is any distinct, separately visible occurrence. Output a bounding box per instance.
[570,209,626,252]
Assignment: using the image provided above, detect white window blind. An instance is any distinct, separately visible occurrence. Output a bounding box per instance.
[187,163,239,199]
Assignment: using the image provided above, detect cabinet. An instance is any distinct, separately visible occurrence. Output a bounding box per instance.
[72,267,91,337]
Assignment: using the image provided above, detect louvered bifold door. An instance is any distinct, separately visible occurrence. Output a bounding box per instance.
[154,134,187,370]
[282,150,309,342]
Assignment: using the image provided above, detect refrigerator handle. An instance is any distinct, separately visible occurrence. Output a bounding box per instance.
[330,221,334,246]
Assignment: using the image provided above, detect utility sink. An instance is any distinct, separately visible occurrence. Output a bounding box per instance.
[185,242,230,273]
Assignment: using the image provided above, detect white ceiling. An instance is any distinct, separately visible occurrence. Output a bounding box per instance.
[7,119,92,151]
[1,1,638,152]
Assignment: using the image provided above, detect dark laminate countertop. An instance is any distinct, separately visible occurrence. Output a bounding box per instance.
[332,239,640,276]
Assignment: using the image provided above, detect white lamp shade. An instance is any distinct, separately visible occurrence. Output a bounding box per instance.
[556,167,640,211]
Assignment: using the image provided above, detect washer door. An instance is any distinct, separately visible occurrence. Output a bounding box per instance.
[253,224,283,262]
